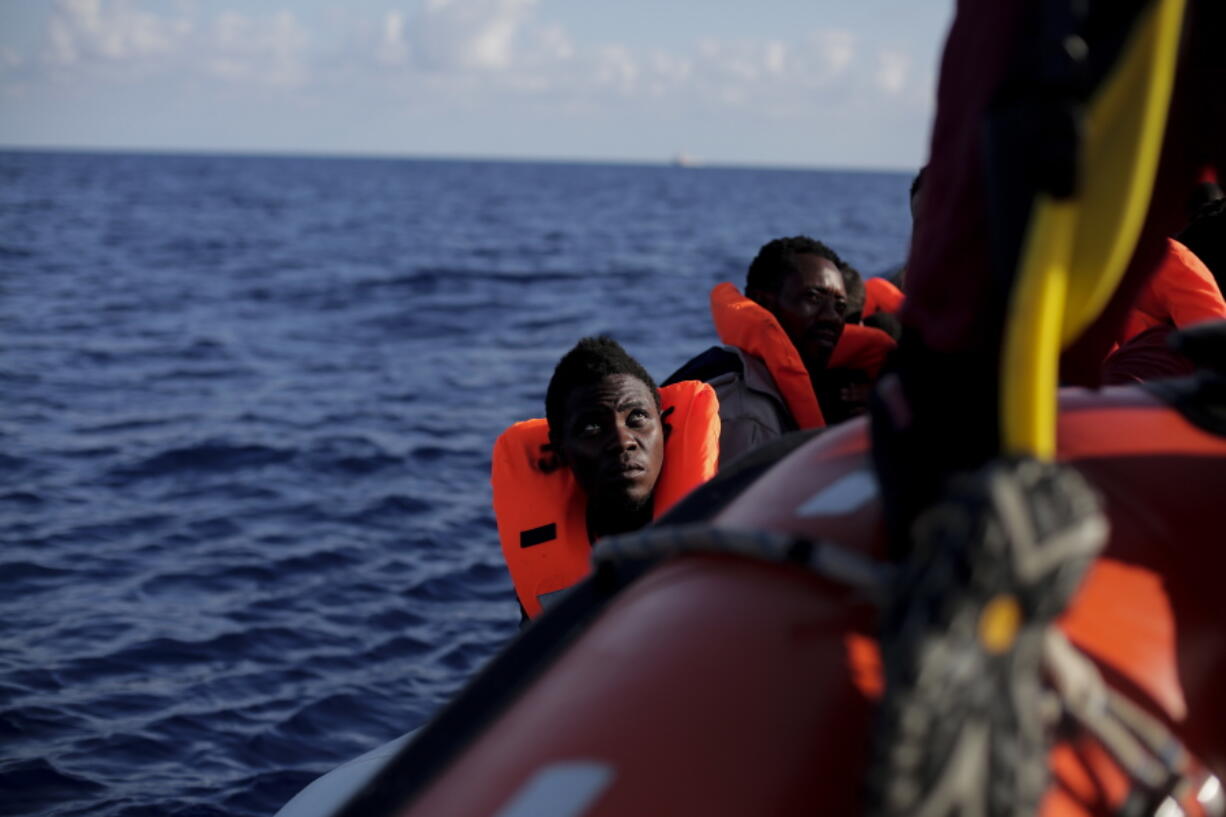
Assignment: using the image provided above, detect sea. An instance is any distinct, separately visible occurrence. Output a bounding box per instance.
[0,150,912,817]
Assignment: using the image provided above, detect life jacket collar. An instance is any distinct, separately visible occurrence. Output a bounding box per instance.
[709,282,826,429]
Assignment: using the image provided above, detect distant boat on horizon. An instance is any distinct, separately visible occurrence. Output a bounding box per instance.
[671,151,701,168]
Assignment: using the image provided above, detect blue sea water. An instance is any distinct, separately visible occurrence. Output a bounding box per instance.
[0,150,911,816]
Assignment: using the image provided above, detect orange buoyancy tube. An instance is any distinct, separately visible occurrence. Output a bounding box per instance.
[405,389,1226,817]
[709,282,827,429]
[863,276,905,317]
[491,380,720,619]
[1119,237,1226,343]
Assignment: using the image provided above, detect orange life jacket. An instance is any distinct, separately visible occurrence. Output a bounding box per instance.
[710,282,827,429]
[709,283,896,428]
[491,380,720,619]
[828,323,897,378]
[863,276,905,317]
[1119,237,1226,343]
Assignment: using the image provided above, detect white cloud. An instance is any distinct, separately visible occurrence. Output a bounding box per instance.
[5,2,935,166]
[43,0,191,65]
[644,50,691,96]
[411,0,538,72]
[810,29,855,76]
[35,1,311,89]
[207,10,311,88]
[672,30,859,115]
[534,24,574,62]
[376,10,410,67]
[592,44,639,94]
[875,49,910,95]
[20,4,895,111]
[763,41,787,76]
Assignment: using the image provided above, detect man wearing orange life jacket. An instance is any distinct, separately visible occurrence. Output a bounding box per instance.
[491,337,719,620]
[845,260,904,342]
[1117,237,1226,345]
[863,277,905,322]
[1104,200,1226,384]
[665,236,896,466]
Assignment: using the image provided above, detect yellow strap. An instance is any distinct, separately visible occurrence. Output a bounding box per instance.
[1061,0,1189,344]
[1003,199,1075,459]
[1001,0,1187,459]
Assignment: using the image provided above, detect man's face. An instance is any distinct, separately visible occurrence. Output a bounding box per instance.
[556,374,665,513]
[759,254,847,372]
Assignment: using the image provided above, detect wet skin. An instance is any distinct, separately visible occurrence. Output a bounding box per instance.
[554,374,665,538]
[754,254,848,374]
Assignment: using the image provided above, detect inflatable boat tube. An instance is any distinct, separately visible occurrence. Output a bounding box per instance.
[321,385,1226,817]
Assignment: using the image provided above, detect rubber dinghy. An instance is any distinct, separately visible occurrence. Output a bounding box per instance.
[276,0,1226,814]
[311,377,1226,817]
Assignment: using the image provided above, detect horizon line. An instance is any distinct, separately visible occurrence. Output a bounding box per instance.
[0,142,920,175]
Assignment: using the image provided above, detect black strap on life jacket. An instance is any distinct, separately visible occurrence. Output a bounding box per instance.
[519,523,558,549]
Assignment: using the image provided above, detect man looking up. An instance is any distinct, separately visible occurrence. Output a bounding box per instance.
[545,338,666,541]
[666,236,895,465]
[492,337,719,620]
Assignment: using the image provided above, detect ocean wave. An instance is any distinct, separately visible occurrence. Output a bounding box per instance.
[110,441,296,480]
[0,243,34,259]
[302,435,402,475]
[0,490,43,508]
[0,758,107,816]
[0,704,92,742]
[137,564,276,600]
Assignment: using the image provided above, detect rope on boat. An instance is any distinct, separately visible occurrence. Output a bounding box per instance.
[1044,629,1225,816]
[587,493,1223,817]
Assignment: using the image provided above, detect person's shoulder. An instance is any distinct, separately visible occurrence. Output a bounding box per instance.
[662,346,743,386]
[666,347,787,421]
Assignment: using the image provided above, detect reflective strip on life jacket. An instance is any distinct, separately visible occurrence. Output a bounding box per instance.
[491,380,720,619]
[709,282,826,429]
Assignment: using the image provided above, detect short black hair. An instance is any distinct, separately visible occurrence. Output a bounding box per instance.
[746,236,844,296]
[909,165,928,222]
[545,336,660,438]
[1177,197,1226,292]
[910,165,928,201]
[838,260,866,322]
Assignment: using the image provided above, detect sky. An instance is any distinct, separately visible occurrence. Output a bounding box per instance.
[0,0,955,170]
